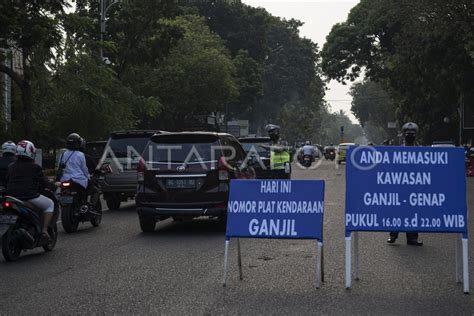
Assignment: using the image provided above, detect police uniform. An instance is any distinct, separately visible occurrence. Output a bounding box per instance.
[388,122,422,246]
[269,141,291,179]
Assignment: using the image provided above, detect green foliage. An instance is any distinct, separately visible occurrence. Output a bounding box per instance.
[151,15,239,130]
[322,0,474,144]
[350,80,396,143]
[34,54,160,147]
[319,109,364,145]
[1,0,334,147]
[0,0,67,138]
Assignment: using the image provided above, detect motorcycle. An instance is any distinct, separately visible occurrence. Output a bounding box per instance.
[0,189,59,262]
[303,154,313,167]
[60,166,110,233]
[328,150,335,161]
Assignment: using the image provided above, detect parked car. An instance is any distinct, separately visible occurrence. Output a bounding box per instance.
[337,143,356,164]
[135,132,256,232]
[239,137,273,179]
[431,141,456,147]
[98,130,163,210]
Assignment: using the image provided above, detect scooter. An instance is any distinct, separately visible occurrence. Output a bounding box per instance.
[0,189,59,262]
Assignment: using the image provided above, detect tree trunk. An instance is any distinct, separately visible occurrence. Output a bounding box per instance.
[21,81,33,139]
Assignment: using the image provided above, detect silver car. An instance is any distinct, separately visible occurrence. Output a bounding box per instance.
[98,130,162,210]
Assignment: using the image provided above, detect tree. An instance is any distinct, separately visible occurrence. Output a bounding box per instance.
[322,0,474,143]
[350,80,396,143]
[33,54,160,148]
[191,1,326,134]
[0,0,66,138]
[150,15,239,130]
[228,49,263,119]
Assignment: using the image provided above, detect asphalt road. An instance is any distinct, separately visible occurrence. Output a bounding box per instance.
[0,160,473,314]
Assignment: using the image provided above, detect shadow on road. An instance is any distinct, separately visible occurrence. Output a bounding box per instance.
[138,218,226,238]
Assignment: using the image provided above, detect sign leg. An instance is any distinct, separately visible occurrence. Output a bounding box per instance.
[345,236,352,289]
[462,238,470,294]
[316,241,322,289]
[321,242,325,283]
[237,238,243,281]
[223,239,230,287]
[456,234,462,283]
[354,232,359,281]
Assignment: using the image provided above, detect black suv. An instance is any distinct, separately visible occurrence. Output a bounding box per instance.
[238,137,273,179]
[135,132,256,232]
[98,130,162,210]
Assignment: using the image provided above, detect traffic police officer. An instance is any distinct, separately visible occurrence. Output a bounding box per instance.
[261,124,291,179]
[387,122,423,246]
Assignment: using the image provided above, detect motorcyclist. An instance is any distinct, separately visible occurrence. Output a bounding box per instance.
[260,124,291,179]
[302,141,315,164]
[0,141,17,187]
[5,140,55,240]
[303,140,314,157]
[387,122,423,246]
[57,133,90,203]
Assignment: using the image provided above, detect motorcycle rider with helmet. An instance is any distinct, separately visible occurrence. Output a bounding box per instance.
[301,141,315,166]
[0,141,17,187]
[387,122,423,246]
[5,140,55,240]
[56,133,90,203]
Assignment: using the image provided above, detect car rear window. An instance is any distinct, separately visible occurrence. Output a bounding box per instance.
[147,135,221,163]
[108,135,153,158]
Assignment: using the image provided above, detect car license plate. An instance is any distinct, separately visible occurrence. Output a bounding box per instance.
[166,178,196,189]
[0,214,17,224]
[304,157,310,160]
[60,196,74,204]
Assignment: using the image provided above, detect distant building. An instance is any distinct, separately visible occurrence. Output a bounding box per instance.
[0,44,22,131]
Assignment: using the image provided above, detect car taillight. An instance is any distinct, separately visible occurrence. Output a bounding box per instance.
[2,201,12,209]
[218,156,229,181]
[137,158,146,182]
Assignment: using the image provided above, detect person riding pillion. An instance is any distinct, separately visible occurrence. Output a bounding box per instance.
[0,141,17,187]
[261,124,291,179]
[387,122,423,246]
[5,140,56,240]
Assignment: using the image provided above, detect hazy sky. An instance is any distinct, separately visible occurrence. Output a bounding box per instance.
[242,0,360,122]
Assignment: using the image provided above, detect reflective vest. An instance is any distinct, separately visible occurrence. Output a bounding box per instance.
[270,146,290,170]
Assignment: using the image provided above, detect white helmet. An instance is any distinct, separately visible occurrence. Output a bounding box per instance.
[16,140,36,160]
[1,141,16,154]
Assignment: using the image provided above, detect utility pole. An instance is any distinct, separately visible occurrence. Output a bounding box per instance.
[458,92,464,146]
[100,0,119,62]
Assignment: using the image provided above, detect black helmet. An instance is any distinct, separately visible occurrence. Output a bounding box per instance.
[401,122,418,136]
[66,133,84,150]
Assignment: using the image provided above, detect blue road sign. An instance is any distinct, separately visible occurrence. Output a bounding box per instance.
[345,146,468,237]
[226,180,325,241]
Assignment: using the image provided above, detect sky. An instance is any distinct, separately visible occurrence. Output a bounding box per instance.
[242,0,360,122]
